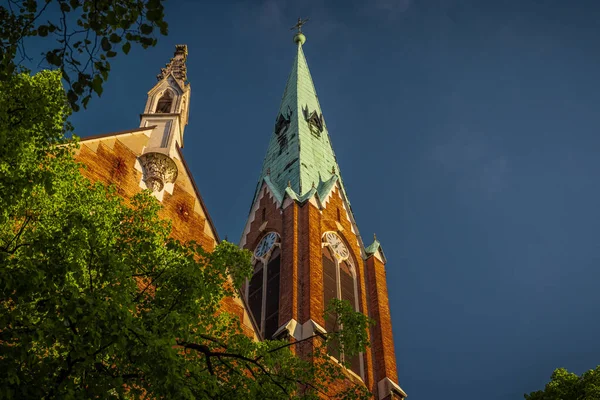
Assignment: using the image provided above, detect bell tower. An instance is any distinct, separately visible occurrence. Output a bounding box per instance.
[135,45,191,196]
[140,44,191,156]
[239,24,406,399]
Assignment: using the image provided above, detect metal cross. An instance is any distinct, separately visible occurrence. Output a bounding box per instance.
[291,17,309,33]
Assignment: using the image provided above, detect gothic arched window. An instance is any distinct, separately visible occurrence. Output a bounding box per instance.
[322,231,362,377]
[155,90,173,113]
[247,232,281,339]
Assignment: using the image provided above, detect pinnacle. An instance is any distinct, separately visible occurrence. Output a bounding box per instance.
[157,45,188,84]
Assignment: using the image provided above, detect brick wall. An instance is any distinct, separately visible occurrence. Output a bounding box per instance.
[75,133,258,339]
[239,183,403,398]
[366,255,399,387]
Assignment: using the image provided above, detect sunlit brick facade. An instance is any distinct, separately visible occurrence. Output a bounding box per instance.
[75,38,405,399]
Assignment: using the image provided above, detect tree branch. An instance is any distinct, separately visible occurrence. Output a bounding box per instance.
[177,341,289,395]
[1,215,31,253]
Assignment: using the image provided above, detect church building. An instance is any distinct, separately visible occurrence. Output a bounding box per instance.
[74,27,406,399]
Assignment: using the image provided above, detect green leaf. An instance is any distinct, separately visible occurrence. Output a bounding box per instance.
[38,25,49,37]
[91,75,103,96]
[140,24,153,35]
[122,42,131,55]
[101,37,111,52]
[66,88,78,104]
[61,68,71,84]
[146,9,162,22]
[45,51,61,66]
[109,33,121,43]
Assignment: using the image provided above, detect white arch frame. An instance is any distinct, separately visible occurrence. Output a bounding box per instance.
[321,231,359,311]
[152,88,177,114]
[247,231,281,338]
[321,231,364,379]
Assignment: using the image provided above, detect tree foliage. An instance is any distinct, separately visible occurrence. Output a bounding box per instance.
[0,71,374,399]
[525,366,600,400]
[0,0,168,110]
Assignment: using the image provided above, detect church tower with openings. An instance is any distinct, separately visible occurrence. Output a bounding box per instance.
[239,28,406,399]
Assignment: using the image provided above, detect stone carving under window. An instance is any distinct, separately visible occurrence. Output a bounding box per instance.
[138,152,178,192]
[303,106,324,137]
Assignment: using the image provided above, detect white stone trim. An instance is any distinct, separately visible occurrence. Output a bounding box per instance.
[307,195,320,208]
[373,248,385,264]
[282,196,295,210]
[301,319,327,339]
[79,128,155,148]
[239,183,280,248]
[258,220,268,232]
[272,319,301,340]
[378,377,407,399]
[320,182,337,208]
[246,237,281,338]
[319,183,363,255]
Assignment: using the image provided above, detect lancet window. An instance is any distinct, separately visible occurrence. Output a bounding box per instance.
[155,90,173,113]
[248,232,281,339]
[322,231,362,377]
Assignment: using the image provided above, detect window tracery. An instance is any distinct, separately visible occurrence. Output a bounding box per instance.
[322,231,362,377]
[247,232,281,339]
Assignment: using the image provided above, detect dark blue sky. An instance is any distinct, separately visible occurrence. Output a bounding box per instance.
[63,0,600,398]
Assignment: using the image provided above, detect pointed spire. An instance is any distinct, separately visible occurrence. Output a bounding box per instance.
[253,21,349,207]
[157,44,188,84]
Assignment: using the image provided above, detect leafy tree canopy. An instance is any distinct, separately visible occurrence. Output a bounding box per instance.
[0,71,374,399]
[525,366,600,400]
[0,0,168,110]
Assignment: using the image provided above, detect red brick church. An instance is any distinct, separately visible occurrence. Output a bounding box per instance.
[74,29,406,399]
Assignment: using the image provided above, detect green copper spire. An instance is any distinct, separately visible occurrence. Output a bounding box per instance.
[253,25,349,207]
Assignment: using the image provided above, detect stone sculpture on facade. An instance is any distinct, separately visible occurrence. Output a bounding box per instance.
[138,152,178,192]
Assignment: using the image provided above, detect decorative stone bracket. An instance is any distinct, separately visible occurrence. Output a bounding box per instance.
[378,377,407,399]
[138,152,178,192]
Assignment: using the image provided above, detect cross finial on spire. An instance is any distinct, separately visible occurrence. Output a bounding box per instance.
[291,17,309,33]
[291,17,309,45]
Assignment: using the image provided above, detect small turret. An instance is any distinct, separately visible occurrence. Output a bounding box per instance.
[137,45,192,195]
[140,44,191,154]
